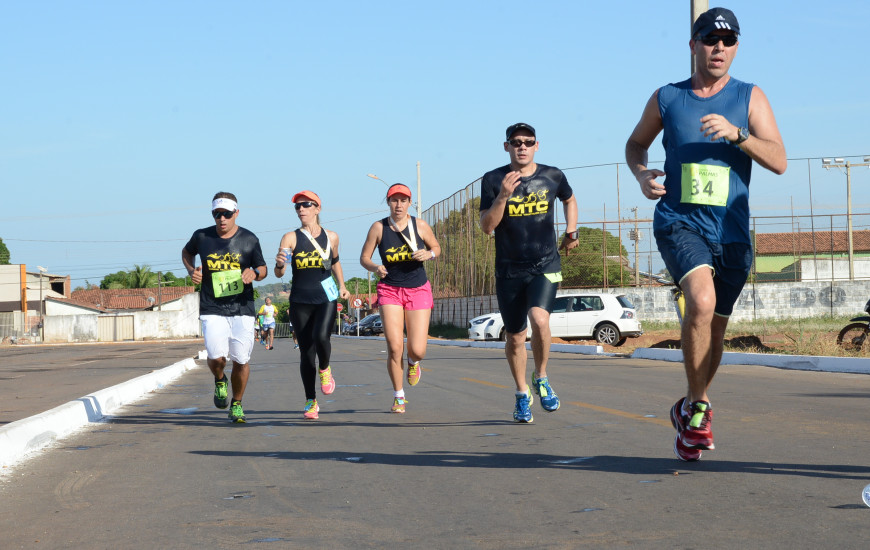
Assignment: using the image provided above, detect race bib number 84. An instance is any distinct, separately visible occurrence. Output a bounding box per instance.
[680,163,730,207]
[212,270,244,298]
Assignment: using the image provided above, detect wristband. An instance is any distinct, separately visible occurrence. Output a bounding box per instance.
[430,251,436,260]
[566,231,579,240]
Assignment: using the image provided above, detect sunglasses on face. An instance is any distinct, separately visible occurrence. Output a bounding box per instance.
[699,34,738,47]
[212,210,235,220]
[294,201,318,210]
[508,139,536,148]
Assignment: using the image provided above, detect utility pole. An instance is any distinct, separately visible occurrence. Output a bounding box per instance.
[691,0,709,74]
[822,157,870,280]
[416,161,422,215]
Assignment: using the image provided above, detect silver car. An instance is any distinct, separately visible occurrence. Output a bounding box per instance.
[468,293,643,346]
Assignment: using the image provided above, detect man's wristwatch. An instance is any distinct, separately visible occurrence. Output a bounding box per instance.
[566,230,579,240]
[731,127,749,145]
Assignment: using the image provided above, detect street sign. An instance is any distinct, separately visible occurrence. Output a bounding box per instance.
[353,299,362,308]
[336,303,344,312]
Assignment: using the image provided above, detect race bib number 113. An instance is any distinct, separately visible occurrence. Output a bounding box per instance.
[212,270,244,298]
[680,163,730,207]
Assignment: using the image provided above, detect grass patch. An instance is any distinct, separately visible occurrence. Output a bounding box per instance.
[644,315,868,357]
[429,323,468,340]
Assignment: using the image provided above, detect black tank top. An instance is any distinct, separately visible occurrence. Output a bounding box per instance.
[290,228,332,304]
[377,217,428,288]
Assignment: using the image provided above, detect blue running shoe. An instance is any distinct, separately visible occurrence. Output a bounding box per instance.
[531,375,560,412]
[513,388,534,423]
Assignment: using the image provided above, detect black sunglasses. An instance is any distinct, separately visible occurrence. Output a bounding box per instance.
[295,201,318,210]
[508,139,536,148]
[699,34,738,47]
[212,210,236,219]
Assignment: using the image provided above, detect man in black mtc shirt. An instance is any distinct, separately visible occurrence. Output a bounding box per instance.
[182,192,267,423]
[480,123,579,423]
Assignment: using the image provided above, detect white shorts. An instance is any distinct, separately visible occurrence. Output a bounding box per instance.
[201,315,256,364]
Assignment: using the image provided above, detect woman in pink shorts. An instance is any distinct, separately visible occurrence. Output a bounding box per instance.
[360,183,441,413]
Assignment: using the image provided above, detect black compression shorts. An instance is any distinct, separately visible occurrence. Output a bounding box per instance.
[495,273,559,334]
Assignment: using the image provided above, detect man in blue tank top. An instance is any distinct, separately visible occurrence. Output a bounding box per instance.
[625,7,786,461]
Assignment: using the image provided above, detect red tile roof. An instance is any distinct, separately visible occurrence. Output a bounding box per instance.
[69,287,196,311]
[755,230,870,255]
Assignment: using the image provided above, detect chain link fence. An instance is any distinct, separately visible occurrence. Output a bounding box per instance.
[421,160,870,303]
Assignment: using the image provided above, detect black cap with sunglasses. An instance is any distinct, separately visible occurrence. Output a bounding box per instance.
[692,7,740,39]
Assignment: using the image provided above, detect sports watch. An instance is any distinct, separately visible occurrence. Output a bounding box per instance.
[566,230,579,240]
[732,127,749,145]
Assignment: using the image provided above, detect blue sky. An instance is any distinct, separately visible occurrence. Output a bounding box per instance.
[3,0,870,287]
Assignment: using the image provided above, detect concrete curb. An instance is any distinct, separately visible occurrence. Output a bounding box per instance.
[630,347,870,374]
[0,357,201,470]
[339,334,870,374]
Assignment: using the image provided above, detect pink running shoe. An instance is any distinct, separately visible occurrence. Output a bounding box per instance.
[680,400,715,450]
[670,397,702,461]
[319,366,336,395]
[391,396,407,413]
[303,399,320,420]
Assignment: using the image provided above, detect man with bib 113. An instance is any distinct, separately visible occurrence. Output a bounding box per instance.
[182,192,267,423]
[625,7,786,461]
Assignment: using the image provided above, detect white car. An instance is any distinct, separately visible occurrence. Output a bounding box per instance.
[467,293,643,346]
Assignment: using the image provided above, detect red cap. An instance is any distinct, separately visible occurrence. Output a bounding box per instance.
[291,190,321,207]
[387,183,412,199]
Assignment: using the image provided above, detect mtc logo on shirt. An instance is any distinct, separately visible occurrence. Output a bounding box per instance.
[206,252,242,271]
[294,251,325,269]
[385,244,414,263]
[507,190,550,217]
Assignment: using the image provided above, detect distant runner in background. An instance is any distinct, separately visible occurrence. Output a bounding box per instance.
[258,297,277,350]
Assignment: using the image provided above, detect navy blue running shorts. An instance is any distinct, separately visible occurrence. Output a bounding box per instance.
[654,222,752,317]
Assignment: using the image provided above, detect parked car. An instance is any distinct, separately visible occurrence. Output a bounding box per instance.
[467,293,643,346]
[346,313,383,336]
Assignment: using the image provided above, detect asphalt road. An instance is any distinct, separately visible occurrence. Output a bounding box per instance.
[1,338,869,548]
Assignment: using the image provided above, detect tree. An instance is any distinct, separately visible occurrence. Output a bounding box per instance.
[100,270,130,289]
[560,226,633,288]
[0,238,9,264]
[161,271,194,287]
[128,264,157,288]
[345,276,374,296]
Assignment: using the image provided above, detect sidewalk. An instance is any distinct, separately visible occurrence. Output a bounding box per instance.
[0,340,205,470]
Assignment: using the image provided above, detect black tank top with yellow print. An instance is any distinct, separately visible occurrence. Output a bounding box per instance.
[290,228,332,304]
[377,217,428,289]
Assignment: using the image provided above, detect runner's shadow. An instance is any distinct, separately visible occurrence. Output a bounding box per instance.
[185,449,870,480]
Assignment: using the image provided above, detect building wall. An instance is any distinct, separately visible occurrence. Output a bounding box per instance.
[45,301,100,316]
[433,280,870,327]
[0,265,24,306]
[43,292,202,342]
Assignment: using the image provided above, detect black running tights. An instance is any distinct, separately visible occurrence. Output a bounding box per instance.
[289,301,336,400]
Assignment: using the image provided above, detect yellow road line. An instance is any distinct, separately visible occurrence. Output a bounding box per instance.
[461,377,671,427]
[460,377,510,389]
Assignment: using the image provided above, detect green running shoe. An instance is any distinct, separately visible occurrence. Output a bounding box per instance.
[213,376,229,409]
[228,400,246,423]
